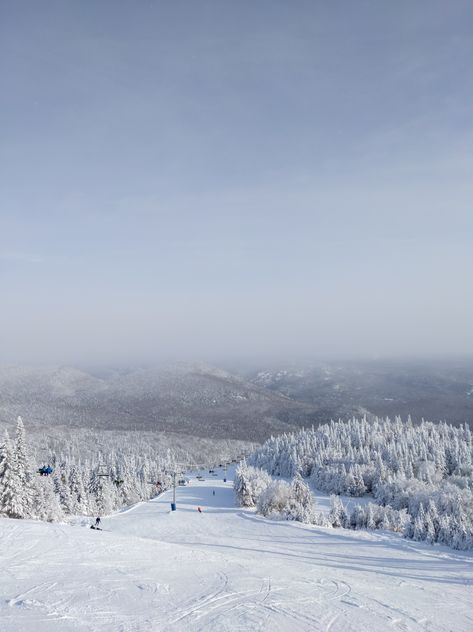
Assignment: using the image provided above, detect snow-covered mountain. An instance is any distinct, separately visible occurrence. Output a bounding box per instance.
[2,358,472,442]
[245,358,473,426]
[0,364,319,441]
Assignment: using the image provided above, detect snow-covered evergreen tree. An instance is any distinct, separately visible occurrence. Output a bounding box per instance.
[53,468,73,514]
[285,474,316,523]
[329,495,348,528]
[256,480,292,518]
[234,463,272,508]
[35,475,64,522]
[68,465,89,514]
[14,417,35,518]
[88,467,115,516]
[0,430,24,518]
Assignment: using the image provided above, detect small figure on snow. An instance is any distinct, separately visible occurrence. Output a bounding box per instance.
[212,490,215,496]
[95,517,101,528]
[197,506,202,513]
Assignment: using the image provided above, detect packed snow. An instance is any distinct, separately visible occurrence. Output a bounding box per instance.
[1,470,472,631]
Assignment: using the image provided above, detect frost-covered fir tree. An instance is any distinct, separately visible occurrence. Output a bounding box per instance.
[256,480,292,517]
[0,430,24,518]
[68,466,88,514]
[88,467,115,516]
[349,464,366,496]
[329,495,348,528]
[233,463,254,507]
[35,475,64,522]
[14,417,35,518]
[139,460,151,501]
[53,469,73,514]
[234,463,272,508]
[285,474,316,523]
[119,456,141,505]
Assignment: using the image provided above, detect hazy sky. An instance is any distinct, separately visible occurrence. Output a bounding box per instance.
[1,1,472,364]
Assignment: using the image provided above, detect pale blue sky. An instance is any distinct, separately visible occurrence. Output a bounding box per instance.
[1,1,472,363]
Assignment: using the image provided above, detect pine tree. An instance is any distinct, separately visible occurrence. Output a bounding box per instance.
[413,503,426,541]
[350,465,366,496]
[89,467,114,516]
[69,466,88,514]
[366,503,376,530]
[0,430,24,518]
[35,475,64,522]
[234,463,255,507]
[53,470,73,514]
[14,417,35,518]
[329,495,348,528]
[120,457,141,505]
[287,474,316,523]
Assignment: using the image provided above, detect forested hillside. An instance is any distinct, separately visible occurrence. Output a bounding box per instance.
[0,365,318,441]
[244,417,473,550]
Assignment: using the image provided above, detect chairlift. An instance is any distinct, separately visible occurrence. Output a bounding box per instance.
[38,465,53,476]
[97,465,110,477]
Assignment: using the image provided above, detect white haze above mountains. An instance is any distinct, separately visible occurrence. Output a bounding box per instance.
[2,3,473,367]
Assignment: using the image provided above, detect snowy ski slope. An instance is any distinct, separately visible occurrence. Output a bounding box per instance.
[1,470,472,631]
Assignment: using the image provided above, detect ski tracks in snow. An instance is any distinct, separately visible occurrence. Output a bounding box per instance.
[167,572,274,631]
[165,569,449,632]
[166,572,357,631]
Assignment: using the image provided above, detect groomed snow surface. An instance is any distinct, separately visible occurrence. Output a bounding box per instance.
[1,470,472,631]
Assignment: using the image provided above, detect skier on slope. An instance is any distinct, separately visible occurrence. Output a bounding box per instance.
[95,517,101,528]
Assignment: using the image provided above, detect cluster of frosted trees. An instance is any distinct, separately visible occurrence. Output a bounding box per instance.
[234,464,322,524]
[247,417,473,550]
[0,418,175,522]
[234,463,409,532]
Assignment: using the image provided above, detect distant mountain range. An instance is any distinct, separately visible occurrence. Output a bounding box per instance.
[1,359,472,441]
[240,358,473,428]
[0,364,325,441]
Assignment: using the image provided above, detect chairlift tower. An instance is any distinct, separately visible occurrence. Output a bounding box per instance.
[168,462,194,511]
[165,468,182,511]
[171,471,177,511]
